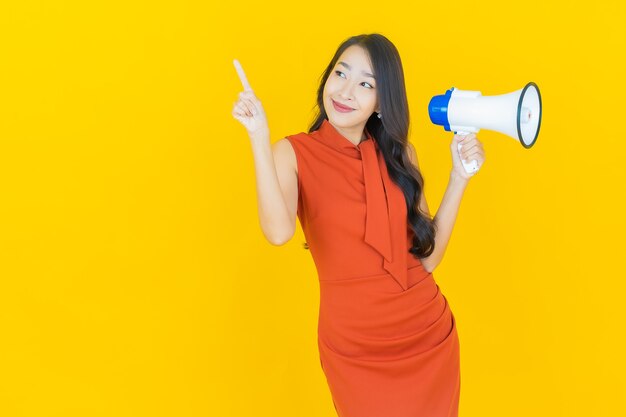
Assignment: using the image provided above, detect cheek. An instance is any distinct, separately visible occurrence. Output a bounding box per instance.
[322,86,330,103]
[357,91,377,108]
[324,79,337,95]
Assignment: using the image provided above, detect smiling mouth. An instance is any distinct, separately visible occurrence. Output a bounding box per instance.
[332,99,355,112]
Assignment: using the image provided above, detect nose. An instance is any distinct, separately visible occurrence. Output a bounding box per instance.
[338,81,356,100]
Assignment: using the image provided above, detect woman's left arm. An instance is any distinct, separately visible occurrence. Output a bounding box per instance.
[408,134,485,273]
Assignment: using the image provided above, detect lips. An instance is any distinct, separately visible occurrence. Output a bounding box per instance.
[332,99,355,112]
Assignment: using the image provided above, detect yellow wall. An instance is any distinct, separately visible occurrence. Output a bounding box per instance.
[1,0,624,416]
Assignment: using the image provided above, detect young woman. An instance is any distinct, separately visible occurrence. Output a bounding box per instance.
[232,33,485,417]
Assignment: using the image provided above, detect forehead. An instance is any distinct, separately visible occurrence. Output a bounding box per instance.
[337,45,373,71]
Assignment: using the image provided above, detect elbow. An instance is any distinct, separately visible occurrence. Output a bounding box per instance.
[268,236,290,246]
[261,219,295,246]
[265,229,295,246]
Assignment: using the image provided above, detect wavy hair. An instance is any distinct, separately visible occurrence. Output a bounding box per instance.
[308,33,436,258]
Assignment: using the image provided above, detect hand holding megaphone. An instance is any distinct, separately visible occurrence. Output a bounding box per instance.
[451,132,484,179]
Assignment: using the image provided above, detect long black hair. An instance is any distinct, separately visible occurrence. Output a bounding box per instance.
[309,33,436,258]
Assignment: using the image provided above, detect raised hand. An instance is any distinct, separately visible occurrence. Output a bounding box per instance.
[232,59,269,141]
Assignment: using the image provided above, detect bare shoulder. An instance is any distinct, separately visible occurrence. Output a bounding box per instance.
[272,137,297,175]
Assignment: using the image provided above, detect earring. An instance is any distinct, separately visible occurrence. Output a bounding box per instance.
[377,112,382,119]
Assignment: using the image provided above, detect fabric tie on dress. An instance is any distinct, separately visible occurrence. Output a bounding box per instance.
[315,119,409,291]
[360,138,409,291]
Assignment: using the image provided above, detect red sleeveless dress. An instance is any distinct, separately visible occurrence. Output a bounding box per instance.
[286,119,460,417]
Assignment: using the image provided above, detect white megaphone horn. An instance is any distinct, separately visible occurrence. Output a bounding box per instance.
[428,82,542,175]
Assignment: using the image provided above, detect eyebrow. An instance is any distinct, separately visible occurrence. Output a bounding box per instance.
[337,61,376,79]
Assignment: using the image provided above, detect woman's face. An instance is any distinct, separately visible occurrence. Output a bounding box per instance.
[323,45,379,129]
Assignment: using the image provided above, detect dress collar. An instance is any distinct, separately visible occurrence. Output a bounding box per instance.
[313,119,377,159]
[312,118,409,291]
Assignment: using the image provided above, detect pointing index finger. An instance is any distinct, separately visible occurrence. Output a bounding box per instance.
[233,59,253,91]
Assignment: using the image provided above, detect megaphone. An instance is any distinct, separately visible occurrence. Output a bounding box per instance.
[428,82,542,175]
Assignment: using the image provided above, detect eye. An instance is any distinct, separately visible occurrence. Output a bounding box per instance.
[334,71,374,89]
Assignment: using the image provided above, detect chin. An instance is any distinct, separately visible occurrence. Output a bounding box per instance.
[327,113,352,126]
[330,112,366,125]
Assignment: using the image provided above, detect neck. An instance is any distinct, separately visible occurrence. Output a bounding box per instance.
[331,121,367,146]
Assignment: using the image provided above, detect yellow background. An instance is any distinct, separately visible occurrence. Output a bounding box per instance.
[1,0,624,416]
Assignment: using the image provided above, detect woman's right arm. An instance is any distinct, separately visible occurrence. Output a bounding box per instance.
[249,137,298,245]
[232,59,298,245]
